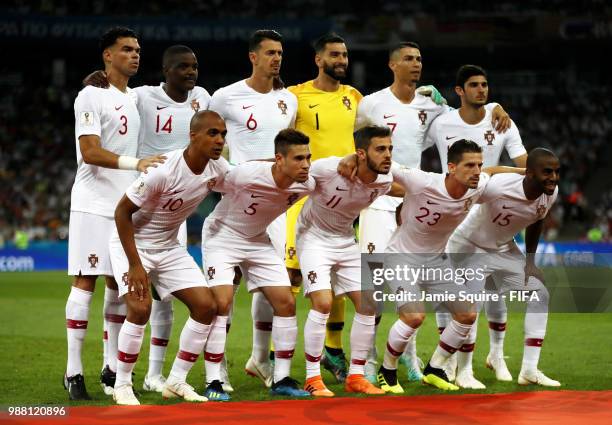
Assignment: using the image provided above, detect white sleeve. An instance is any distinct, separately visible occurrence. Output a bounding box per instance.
[504,121,527,159]
[484,102,499,112]
[475,172,493,204]
[310,157,337,183]
[74,88,102,138]
[213,162,244,193]
[125,166,165,207]
[423,117,439,150]
[195,86,212,110]
[288,92,298,128]
[208,89,227,118]
[391,167,431,195]
[355,96,373,130]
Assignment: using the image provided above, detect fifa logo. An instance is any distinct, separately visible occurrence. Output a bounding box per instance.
[484,130,495,145]
[342,96,352,110]
[418,110,427,125]
[307,271,317,283]
[277,100,288,115]
[88,253,99,268]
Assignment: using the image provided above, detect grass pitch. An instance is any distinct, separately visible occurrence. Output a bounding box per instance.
[0,271,611,406]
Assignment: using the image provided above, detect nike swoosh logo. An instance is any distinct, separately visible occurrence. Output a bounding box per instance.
[115,105,124,110]
[445,136,457,140]
[156,106,168,110]
[383,114,395,119]
[75,323,86,328]
[426,200,439,205]
[502,205,512,209]
[242,105,254,109]
[336,186,348,191]
[251,194,264,198]
[172,189,185,194]
[308,104,319,109]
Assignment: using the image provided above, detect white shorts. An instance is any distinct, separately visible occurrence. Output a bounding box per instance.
[178,221,188,247]
[297,243,361,296]
[203,229,290,292]
[68,211,114,276]
[359,208,397,254]
[447,233,540,293]
[109,242,207,301]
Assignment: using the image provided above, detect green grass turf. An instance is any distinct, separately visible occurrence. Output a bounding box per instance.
[0,271,611,406]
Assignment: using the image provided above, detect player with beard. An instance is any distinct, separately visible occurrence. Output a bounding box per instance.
[284,33,362,383]
[356,43,512,384]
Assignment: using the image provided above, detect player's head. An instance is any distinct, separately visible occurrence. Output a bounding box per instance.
[249,29,283,80]
[388,41,422,84]
[274,129,311,183]
[162,45,198,92]
[526,148,560,196]
[99,27,140,77]
[189,111,227,160]
[447,139,483,189]
[313,33,348,81]
[455,65,488,107]
[354,126,393,175]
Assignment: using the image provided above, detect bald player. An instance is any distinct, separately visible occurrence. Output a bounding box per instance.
[109,110,229,405]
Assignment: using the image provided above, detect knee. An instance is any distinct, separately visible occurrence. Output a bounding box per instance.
[311,298,332,315]
[400,311,425,328]
[454,311,477,325]
[191,298,217,323]
[275,293,296,316]
[214,296,232,316]
[128,299,152,325]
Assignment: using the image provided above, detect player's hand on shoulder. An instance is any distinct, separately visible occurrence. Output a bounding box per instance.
[491,104,511,133]
[337,153,358,181]
[138,154,167,173]
[127,264,149,301]
[82,70,109,88]
[416,85,447,106]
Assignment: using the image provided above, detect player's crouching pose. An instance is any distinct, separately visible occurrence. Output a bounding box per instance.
[298,126,405,396]
[202,129,314,399]
[109,111,229,405]
[447,148,561,388]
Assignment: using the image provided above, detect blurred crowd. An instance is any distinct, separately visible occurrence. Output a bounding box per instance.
[1,76,610,246]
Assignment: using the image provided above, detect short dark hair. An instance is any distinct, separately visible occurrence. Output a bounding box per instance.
[388,41,420,59]
[448,139,482,164]
[526,147,558,170]
[162,45,194,67]
[189,110,222,132]
[354,126,391,151]
[99,26,138,52]
[249,29,283,52]
[456,64,487,88]
[275,129,309,155]
[313,32,345,53]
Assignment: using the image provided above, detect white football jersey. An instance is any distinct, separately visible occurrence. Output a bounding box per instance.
[387,167,490,253]
[297,157,392,248]
[112,149,230,249]
[426,108,526,173]
[209,80,297,164]
[71,85,140,217]
[455,173,558,251]
[206,161,314,240]
[134,84,211,158]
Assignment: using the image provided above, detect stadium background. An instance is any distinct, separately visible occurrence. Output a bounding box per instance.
[0,0,611,417]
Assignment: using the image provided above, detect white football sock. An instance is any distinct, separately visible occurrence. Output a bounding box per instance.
[251,291,274,364]
[203,315,227,383]
[65,287,93,377]
[147,299,173,378]
[272,315,297,383]
[304,310,329,379]
[103,287,126,373]
[349,313,375,375]
[116,320,146,387]
[168,317,212,383]
[383,320,416,370]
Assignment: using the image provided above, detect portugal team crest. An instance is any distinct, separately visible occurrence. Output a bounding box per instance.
[207,267,215,280]
[484,130,495,145]
[277,100,288,115]
[367,242,375,254]
[464,198,473,212]
[369,189,379,203]
[207,178,217,190]
[191,99,200,112]
[342,96,352,111]
[536,205,547,219]
[287,246,296,259]
[418,110,427,125]
[88,253,98,268]
[122,272,129,285]
[307,271,317,284]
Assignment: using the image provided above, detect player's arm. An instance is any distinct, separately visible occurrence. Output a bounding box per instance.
[524,219,545,284]
[337,153,358,181]
[512,153,528,168]
[82,70,109,88]
[388,182,405,198]
[79,135,165,172]
[114,195,149,300]
[489,104,511,133]
[482,165,525,176]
